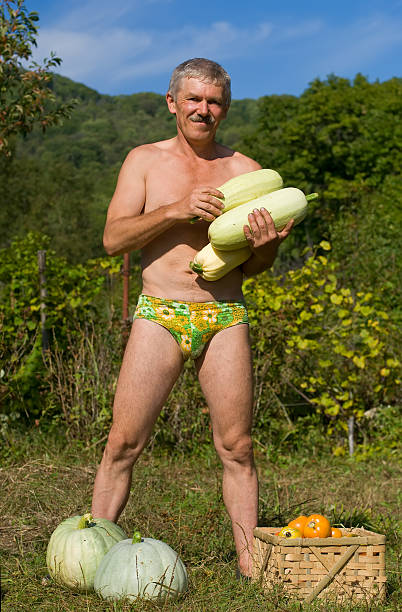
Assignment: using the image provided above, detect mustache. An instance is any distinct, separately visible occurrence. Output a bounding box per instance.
[190,114,215,125]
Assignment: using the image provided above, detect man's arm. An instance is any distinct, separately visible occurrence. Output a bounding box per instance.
[241,207,294,277]
[103,148,225,256]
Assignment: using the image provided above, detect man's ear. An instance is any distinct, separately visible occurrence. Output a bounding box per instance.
[166,92,176,115]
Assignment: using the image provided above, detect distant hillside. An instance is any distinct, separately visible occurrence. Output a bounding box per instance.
[1,74,262,262]
[3,71,400,315]
[17,75,260,168]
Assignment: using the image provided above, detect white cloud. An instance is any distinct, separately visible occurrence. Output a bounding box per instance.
[29,1,402,96]
[32,28,152,84]
[31,18,275,87]
[276,19,323,41]
[51,0,135,31]
[315,14,402,75]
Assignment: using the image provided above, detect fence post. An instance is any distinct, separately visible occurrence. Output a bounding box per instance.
[37,250,49,353]
[348,415,354,456]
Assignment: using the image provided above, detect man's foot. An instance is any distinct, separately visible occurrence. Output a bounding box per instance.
[236,567,251,582]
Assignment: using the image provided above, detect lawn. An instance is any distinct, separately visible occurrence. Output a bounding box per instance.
[1,429,401,611]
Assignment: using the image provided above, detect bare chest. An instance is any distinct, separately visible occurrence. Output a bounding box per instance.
[144,156,236,211]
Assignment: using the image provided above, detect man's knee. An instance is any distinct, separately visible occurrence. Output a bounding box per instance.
[103,427,144,466]
[215,432,254,465]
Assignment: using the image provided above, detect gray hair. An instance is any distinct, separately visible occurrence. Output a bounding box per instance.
[168,58,231,108]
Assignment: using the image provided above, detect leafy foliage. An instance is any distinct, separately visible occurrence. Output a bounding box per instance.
[1,234,399,459]
[17,77,258,167]
[0,154,109,262]
[243,242,401,452]
[329,175,402,323]
[3,70,401,293]
[242,75,402,254]
[0,0,76,156]
[0,232,121,418]
[0,74,259,261]
[245,74,402,197]
[0,6,401,457]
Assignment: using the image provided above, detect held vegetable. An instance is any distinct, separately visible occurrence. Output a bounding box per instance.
[189,243,251,281]
[217,168,283,213]
[191,168,283,222]
[46,512,127,591]
[208,188,318,251]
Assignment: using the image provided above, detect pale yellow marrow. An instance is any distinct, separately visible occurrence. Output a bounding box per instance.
[208,187,316,251]
[189,243,251,281]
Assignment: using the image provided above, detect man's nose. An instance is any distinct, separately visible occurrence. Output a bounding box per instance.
[197,100,209,115]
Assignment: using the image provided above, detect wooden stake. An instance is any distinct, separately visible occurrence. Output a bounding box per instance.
[348,415,355,456]
[37,250,49,353]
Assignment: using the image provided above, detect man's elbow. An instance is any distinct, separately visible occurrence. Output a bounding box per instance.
[103,243,117,256]
[103,232,122,256]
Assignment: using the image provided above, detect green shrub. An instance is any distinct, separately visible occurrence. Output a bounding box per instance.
[0,232,120,423]
[244,242,401,454]
[330,175,402,323]
[2,233,400,458]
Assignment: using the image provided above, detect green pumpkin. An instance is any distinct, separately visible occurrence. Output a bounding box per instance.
[94,531,188,602]
[46,513,127,591]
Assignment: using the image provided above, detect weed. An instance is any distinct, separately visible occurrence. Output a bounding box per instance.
[0,431,400,611]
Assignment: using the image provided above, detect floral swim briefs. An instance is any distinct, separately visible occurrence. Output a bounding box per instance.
[133,294,249,361]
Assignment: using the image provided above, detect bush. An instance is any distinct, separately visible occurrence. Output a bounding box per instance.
[0,232,121,425]
[1,233,400,458]
[330,175,402,323]
[43,323,122,443]
[243,242,401,454]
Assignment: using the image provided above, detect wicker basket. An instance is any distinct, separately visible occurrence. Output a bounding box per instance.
[252,526,386,603]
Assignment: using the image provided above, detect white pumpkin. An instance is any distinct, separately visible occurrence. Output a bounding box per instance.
[94,531,188,602]
[46,512,127,590]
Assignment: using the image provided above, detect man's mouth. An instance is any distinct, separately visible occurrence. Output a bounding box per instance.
[190,114,214,125]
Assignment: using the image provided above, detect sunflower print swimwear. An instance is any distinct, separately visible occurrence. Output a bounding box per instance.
[133,294,248,360]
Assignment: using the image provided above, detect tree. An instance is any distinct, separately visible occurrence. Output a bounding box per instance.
[243,243,401,455]
[242,75,402,240]
[0,0,75,156]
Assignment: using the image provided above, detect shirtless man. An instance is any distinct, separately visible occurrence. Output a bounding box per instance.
[91,58,293,578]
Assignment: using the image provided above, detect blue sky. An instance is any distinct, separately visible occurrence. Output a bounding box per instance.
[25,0,402,99]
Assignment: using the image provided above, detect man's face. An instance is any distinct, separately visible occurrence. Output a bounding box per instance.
[166,77,228,142]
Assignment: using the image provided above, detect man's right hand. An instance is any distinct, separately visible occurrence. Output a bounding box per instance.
[174,186,225,222]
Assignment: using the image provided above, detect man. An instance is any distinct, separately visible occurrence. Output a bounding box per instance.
[91,58,293,578]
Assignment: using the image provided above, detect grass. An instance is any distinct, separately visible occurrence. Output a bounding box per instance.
[1,428,401,611]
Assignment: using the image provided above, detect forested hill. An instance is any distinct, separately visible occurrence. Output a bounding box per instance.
[28,74,261,165]
[0,74,262,262]
[1,73,401,317]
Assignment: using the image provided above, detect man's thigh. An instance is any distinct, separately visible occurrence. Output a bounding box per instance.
[195,323,254,442]
[111,318,184,441]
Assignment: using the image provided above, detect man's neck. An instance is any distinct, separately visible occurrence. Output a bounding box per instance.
[174,129,221,161]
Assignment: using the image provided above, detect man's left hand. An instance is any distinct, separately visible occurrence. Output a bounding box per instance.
[243,207,294,265]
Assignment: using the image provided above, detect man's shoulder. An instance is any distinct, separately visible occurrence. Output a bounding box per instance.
[125,139,175,165]
[224,147,262,173]
[234,152,262,171]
